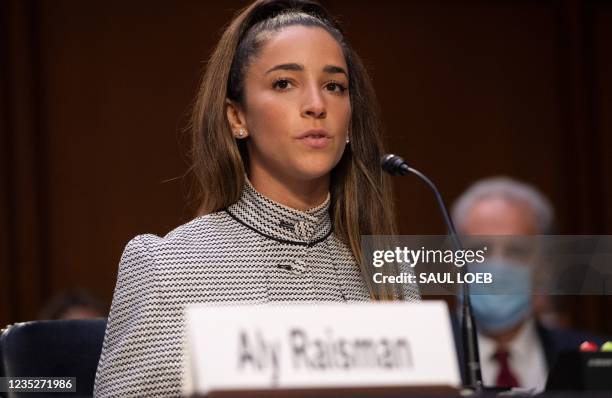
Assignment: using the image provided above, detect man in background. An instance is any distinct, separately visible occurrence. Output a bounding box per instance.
[452,177,601,392]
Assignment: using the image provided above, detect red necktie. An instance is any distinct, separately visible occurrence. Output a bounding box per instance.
[493,349,520,388]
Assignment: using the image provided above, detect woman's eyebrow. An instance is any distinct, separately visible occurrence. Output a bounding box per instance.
[265,63,303,74]
[323,65,347,77]
[265,63,348,77]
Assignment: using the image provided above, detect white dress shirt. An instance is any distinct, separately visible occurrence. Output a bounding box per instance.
[478,319,548,392]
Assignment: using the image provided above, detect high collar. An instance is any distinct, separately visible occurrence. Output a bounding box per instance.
[226,179,332,245]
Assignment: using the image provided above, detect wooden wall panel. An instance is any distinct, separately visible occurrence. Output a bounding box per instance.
[1,0,47,323]
[37,0,247,312]
[591,1,612,333]
[594,2,612,234]
[0,0,15,323]
[328,0,565,234]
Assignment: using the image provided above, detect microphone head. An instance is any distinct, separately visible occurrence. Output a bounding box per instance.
[381,154,409,176]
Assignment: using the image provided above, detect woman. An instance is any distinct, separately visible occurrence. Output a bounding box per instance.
[94,0,419,396]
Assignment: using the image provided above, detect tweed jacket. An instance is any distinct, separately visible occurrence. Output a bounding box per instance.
[94,181,419,397]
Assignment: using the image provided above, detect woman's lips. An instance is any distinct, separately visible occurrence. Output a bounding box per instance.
[299,135,331,149]
[298,129,332,149]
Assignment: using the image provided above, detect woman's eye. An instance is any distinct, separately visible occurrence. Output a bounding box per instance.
[273,79,292,90]
[326,82,347,93]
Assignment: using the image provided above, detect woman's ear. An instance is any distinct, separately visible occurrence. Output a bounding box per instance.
[225,99,248,138]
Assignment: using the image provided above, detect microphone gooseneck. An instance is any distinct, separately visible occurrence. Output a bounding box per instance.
[381,154,483,390]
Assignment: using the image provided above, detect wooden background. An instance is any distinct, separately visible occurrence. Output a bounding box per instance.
[1,0,611,333]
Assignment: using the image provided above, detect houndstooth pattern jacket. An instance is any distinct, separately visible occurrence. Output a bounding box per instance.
[94,180,419,397]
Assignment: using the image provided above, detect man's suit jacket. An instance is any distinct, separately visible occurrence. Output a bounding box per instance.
[451,313,606,386]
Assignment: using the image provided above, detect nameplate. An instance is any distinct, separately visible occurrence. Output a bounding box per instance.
[184,302,460,396]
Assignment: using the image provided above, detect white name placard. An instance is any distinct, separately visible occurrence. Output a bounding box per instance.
[184,301,460,396]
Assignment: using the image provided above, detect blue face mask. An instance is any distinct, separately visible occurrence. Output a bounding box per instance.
[465,259,533,333]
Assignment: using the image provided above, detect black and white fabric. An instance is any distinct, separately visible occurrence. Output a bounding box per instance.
[94,180,420,397]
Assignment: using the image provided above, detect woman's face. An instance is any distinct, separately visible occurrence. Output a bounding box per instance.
[228,25,351,184]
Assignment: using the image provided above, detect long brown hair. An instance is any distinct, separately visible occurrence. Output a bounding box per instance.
[190,0,401,300]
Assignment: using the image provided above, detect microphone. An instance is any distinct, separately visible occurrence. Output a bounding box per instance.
[381,153,410,176]
[381,154,483,390]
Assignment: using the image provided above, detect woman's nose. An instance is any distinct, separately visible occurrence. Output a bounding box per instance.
[301,85,326,119]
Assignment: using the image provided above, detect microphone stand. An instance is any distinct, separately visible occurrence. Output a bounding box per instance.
[382,157,483,392]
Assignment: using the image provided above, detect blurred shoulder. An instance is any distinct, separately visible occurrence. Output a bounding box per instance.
[118,210,242,269]
[129,210,237,249]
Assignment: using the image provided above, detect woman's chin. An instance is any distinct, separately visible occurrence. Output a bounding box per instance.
[289,160,339,181]
[290,153,343,179]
